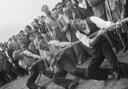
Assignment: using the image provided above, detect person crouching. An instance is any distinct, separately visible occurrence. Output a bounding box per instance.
[13,48,53,89]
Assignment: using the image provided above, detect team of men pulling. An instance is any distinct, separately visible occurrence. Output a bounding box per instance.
[12,0,128,89]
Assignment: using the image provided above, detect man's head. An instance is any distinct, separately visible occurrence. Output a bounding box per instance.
[37,15,45,24]
[72,19,87,33]
[33,29,41,38]
[41,5,51,16]
[8,38,12,42]
[16,33,22,41]
[24,25,32,34]
[51,9,59,20]
[29,33,35,42]
[66,0,74,9]
[12,35,17,42]
[13,50,23,61]
[31,19,40,29]
[40,38,50,51]
[63,7,73,20]
[19,30,26,37]
[55,2,63,15]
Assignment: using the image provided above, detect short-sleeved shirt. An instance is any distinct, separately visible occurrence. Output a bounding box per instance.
[76,16,113,48]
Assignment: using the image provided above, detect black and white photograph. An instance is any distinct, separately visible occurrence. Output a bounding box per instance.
[0,0,128,89]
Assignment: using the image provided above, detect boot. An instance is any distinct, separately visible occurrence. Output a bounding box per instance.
[73,68,86,79]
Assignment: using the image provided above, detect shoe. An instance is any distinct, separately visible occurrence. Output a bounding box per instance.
[113,47,120,54]
[123,46,128,53]
[108,72,119,80]
[40,86,47,89]
[37,86,46,89]
[68,81,79,89]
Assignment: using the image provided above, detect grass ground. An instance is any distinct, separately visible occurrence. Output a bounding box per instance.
[1,50,128,89]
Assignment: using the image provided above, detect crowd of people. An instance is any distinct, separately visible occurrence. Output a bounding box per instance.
[0,0,128,89]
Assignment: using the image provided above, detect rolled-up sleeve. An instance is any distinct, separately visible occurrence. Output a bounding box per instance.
[90,16,113,29]
[48,40,59,46]
[76,31,92,48]
[48,40,71,47]
[22,50,40,59]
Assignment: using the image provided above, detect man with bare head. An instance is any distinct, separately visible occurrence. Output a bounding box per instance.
[42,5,63,41]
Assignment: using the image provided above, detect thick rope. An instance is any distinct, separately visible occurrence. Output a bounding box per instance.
[50,17,128,70]
[55,17,128,56]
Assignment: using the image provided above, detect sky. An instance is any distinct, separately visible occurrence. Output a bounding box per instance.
[0,0,61,42]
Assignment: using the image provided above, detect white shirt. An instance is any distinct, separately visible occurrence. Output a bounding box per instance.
[40,40,71,63]
[76,16,113,48]
[76,31,91,48]
[22,50,40,59]
[21,50,41,68]
[45,16,59,29]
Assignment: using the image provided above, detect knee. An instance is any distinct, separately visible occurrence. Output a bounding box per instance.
[26,82,38,89]
[52,73,64,84]
[52,75,72,89]
[63,64,76,74]
[26,82,31,89]
[43,70,54,78]
[52,76,60,85]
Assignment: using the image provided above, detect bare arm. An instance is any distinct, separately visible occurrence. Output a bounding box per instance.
[90,16,114,29]
[45,23,53,35]
[76,30,103,48]
[57,19,63,31]
[57,18,68,32]
[22,50,41,59]
[5,50,13,63]
[48,40,72,47]
[89,29,105,47]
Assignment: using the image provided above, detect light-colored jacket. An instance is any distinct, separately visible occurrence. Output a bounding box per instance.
[20,50,41,69]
